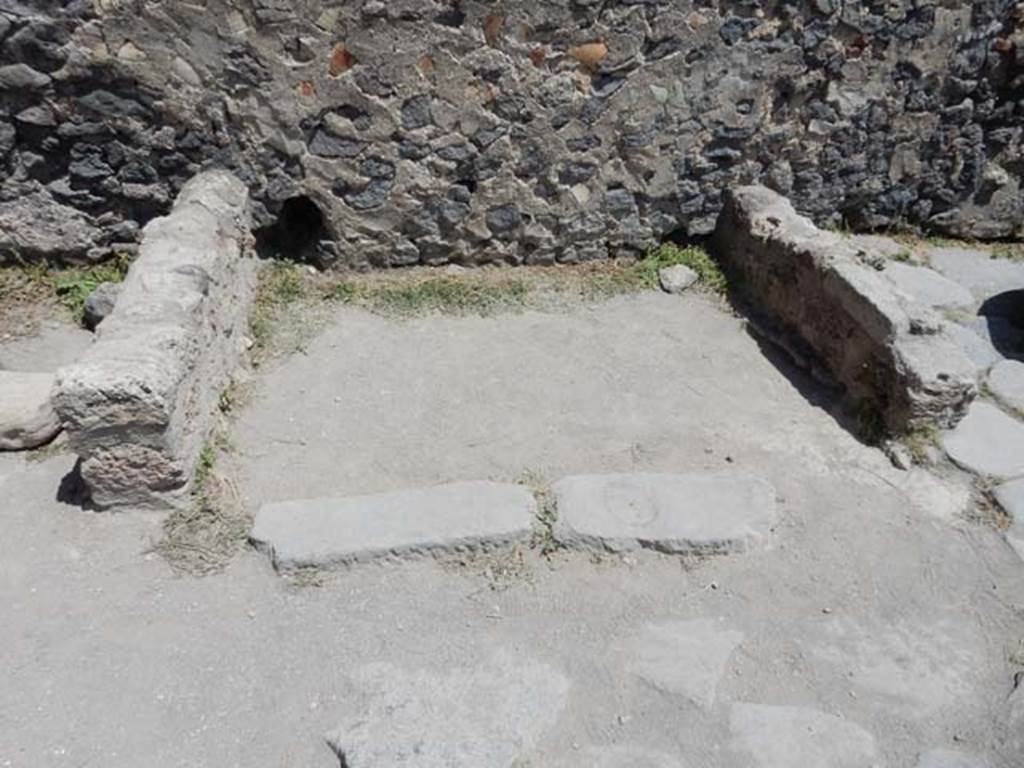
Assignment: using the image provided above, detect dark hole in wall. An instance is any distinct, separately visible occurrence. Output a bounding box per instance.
[979,289,1024,361]
[255,195,329,264]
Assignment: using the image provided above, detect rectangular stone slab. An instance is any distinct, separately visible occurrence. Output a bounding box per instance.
[552,472,777,555]
[251,481,537,570]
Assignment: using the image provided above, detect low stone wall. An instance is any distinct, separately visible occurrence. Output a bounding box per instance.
[53,170,256,510]
[1,2,1021,268]
[713,185,976,432]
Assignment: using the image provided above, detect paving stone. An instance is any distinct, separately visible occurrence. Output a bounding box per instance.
[0,325,93,372]
[882,261,976,311]
[916,749,991,768]
[729,703,878,768]
[251,481,537,569]
[326,650,569,768]
[942,402,1024,479]
[927,247,1024,303]
[987,360,1024,414]
[946,323,1003,372]
[552,472,777,555]
[994,477,1024,562]
[0,371,61,451]
[811,616,986,715]
[624,619,743,710]
[659,264,698,294]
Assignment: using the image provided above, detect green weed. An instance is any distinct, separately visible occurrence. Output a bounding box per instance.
[0,254,132,324]
[634,243,728,294]
[369,277,528,316]
[901,424,939,465]
[519,469,560,557]
[151,434,250,576]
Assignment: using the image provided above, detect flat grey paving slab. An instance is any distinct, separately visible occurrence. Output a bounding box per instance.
[987,359,1024,414]
[809,615,988,716]
[622,619,743,710]
[326,650,569,768]
[927,247,1024,302]
[994,478,1024,522]
[251,480,537,569]
[882,261,976,311]
[552,472,777,554]
[0,323,92,372]
[916,749,991,768]
[946,323,1003,372]
[729,703,878,768]
[942,402,1024,479]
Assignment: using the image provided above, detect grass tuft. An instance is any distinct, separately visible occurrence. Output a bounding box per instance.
[150,432,250,576]
[249,261,308,351]
[53,256,132,321]
[901,424,939,465]
[519,469,560,557]
[0,253,132,326]
[634,243,728,294]
[345,277,530,317]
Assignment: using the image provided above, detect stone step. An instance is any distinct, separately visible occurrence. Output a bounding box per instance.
[250,481,537,570]
[942,401,1024,480]
[551,472,777,555]
[0,371,61,451]
[987,359,1024,415]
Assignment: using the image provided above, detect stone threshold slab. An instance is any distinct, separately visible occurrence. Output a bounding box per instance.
[251,480,537,570]
[552,472,777,555]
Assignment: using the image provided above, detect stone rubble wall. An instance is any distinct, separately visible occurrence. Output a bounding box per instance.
[0,1,1021,268]
[713,185,977,431]
[53,170,256,510]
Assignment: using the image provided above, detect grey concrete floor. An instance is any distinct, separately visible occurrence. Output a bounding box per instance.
[2,292,1023,767]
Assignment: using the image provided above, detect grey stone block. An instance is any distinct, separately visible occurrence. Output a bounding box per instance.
[928,247,1024,303]
[327,650,568,767]
[987,360,1024,415]
[916,749,992,768]
[53,171,255,509]
[946,323,1003,372]
[251,481,537,570]
[0,189,102,264]
[82,282,121,331]
[0,371,61,451]
[714,186,977,431]
[623,619,743,710]
[659,264,699,294]
[942,402,1024,480]
[552,472,777,555]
